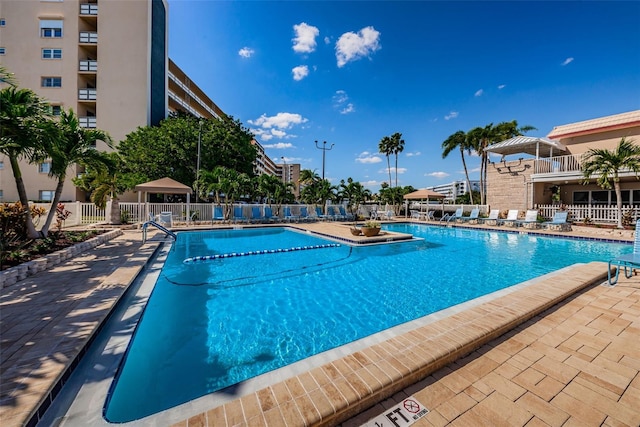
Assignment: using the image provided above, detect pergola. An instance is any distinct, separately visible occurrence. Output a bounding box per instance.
[403,189,447,218]
[134,177,192,221]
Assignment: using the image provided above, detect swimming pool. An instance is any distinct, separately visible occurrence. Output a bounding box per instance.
[105,224,631,422]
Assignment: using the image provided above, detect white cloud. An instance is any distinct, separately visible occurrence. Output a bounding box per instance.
[340,104,355,114]
[335,26,381,67]
[238,47,255,58]
[362,180,379,187]
[249,112,308,129]
[270,129,287,138]
[426,171,450,179]
[333,90,356,114]
[324,36,331,44]
[292,22,319,53]
[356,151,382,164]
[498,84,506,89]
[444,111,459,120]
[405,151,421,157]
[263,142,294,149]
[561,57,574,66]
[475,89,483,97]
[292,65,309,81]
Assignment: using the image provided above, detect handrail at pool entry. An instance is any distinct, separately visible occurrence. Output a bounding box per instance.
[142,220,177,243]
[183,243,341,263]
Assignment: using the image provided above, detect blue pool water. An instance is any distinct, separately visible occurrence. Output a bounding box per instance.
[105,224,631,422]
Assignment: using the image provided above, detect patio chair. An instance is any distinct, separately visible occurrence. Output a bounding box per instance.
[264,206,277,222]
[445,207,463,223]
[283,206,299,222]
[315,206,329,221]
[250,206,264,223]
[410,210,421,220]
[212,205,225,223]
[327,206,343,221]
[299,206,312,222]
[478,209,500,225]
[338,205,355,221]
[541,211,570,231]
[426,211,436,221]
[459,208,480,222]
[497,209,519,226]
[516,209,540,228]
[608,220,640,285]
[233,206,248,223]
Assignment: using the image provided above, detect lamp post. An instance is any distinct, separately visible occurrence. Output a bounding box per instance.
[196,119,203,203]
[314,140,334,181]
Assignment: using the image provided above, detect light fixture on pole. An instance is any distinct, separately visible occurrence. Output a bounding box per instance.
[196,119,203,202]
[314,140,334,181]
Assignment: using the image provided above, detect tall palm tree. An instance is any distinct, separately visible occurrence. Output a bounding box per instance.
[378,135,392,186]
[40,109,112,236]
[0,65,18,87]
[0,86,53,238]
[390,132,405,188]
[442,130,474,204]
[582,137,640,228]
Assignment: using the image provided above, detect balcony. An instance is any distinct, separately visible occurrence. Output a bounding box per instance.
[79,116,96,128]
[79,32,98,44]
[534,154,583,175]
[79,3,98,16]
[78,88,97,101]
[79,60,97,72]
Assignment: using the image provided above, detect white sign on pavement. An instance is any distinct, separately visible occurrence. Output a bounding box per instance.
[360,396,429,427]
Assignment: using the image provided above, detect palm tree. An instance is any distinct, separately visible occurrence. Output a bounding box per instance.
[378,135,392,186]
[442,130,474,204]
[338,178,372,218]
[390,132,405,188]
[0,86,53,238]
[582,137,640,228]
[40,109,112,236]
[0,65,18,87]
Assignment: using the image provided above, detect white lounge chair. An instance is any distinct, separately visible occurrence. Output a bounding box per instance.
[541,211,570,231]
[516,209,539,228]
[608,219,640,285]
[497,209,519,226]
[446,207,463,223]
[460,208,480,222]
[478,209,500,225]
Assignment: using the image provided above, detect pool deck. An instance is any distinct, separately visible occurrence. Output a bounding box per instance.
[1,220,639,427]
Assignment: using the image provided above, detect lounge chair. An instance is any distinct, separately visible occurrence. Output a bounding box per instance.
[250,206,264,223]
[516,209,539,228]
[263,206,276,222]
[497,209,519,226]
[315,206,329,221]
[157,211,173,227]
[459,208,480,223]
[443,207,463,223]
[338,205,354,221]
[541,211,570,231]
[283,206,299,222]
[410,210,421,220]
[478,209,500,225]
[299,206,313,222]
[212,205,225,223]
[233,206,248,223]
[608,219,640,285]
[327,206,343,221]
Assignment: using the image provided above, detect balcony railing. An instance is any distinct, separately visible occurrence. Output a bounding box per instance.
[534,154,583,174]
[79,60,97,72]
[80,3,98,15]
[78,88,97,100]
[79,32,98,43]
[79,116,96,128]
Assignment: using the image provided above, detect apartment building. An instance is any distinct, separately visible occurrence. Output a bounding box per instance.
[427,180,480,202]
[486,110,640,211]
[0,0,169,202]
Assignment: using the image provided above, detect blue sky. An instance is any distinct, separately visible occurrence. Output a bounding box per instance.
[167,0,640,191]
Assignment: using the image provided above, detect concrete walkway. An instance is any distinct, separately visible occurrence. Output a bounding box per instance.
[0,229,162,427]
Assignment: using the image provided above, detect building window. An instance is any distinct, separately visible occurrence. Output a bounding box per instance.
[0,48,5,55]
[572,191,589,205]
[42,48,62,59]
[42,77,62,87]
[39,19,63,38]
[39,162,51,174]
[39,190,55,202]
[50,105,62,116]
[0,190,3,201]
[0,161,4,170]
[0,18,6,26]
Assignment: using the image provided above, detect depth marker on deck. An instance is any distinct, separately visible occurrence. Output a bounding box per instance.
[360,396,429,427]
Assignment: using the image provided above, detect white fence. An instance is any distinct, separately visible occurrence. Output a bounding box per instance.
[22,201,637,227]
[537,204,639,224]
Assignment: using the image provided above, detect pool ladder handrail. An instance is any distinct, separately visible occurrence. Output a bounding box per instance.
[142,220,177,243]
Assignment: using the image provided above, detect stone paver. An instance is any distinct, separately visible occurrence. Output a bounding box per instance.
[1,220,638,427]
[0,229,161,427]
